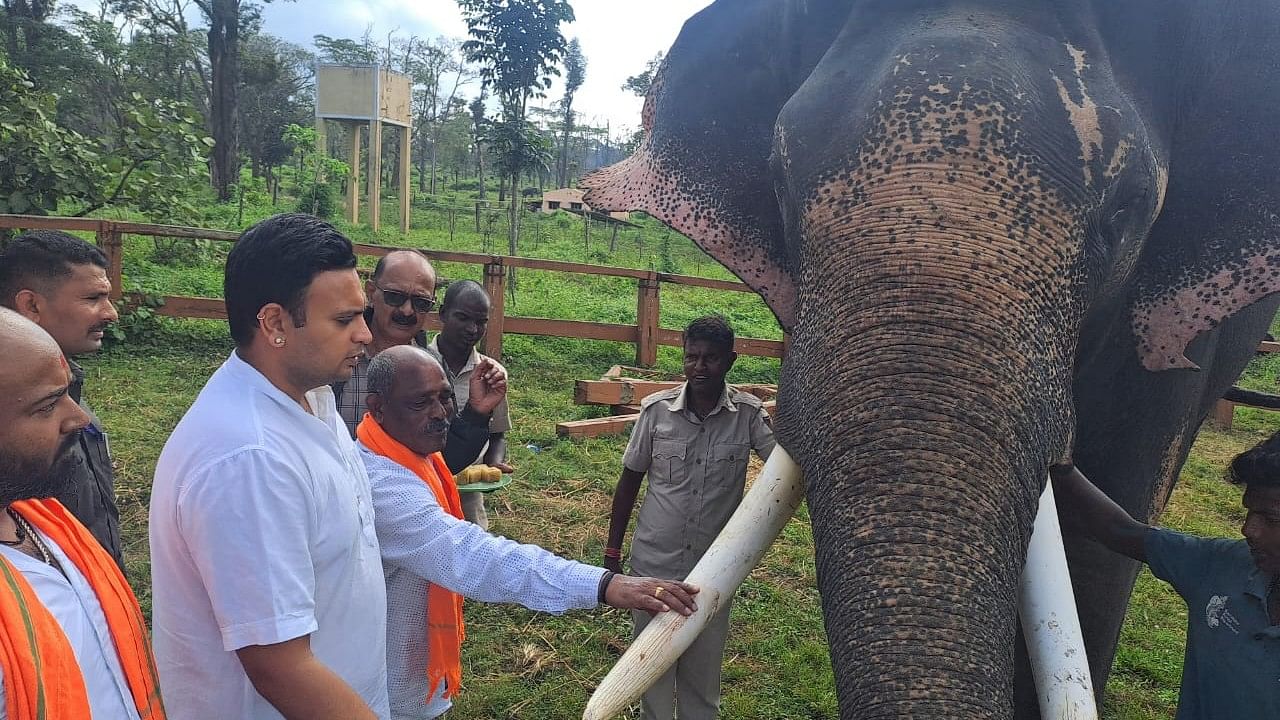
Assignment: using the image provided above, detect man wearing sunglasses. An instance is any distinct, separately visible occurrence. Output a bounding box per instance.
[335,250,502,475]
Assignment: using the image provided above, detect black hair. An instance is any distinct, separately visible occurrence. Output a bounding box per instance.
[0,230,108,307]
[683,314,735,354]
[224,213,357,346]
[441,279,488,312]
[1228,430,1280,488]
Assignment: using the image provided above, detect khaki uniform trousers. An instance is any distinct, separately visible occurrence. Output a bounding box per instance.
[631,599,733,720]
[460,490,488,529]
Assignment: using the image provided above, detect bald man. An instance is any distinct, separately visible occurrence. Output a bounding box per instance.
[0,308,164,719]
[355,346,698,720]
[334,250,499,475]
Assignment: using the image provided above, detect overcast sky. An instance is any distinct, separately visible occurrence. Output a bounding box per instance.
[70,0,715,137]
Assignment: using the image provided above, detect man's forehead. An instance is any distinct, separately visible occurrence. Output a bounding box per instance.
[308,269,365,308]
[392,357,449,394]
[380,255,435,290]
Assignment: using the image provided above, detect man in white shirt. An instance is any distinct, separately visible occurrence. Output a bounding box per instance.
[0,308,164,720]
[356,345,698,720]
[150,214,388,720]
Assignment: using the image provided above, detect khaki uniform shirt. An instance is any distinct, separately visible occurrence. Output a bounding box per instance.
[427,337,511,465]
[623,383,774,578]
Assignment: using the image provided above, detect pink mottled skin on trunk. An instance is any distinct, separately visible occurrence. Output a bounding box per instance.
[1132,248,1280,371]
[581,139,798,330]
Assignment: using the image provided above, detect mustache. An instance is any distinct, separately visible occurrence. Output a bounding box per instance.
[57,431,82,458]
[90,321,111,333]
[424,418,450,435]
[390,313,417,326]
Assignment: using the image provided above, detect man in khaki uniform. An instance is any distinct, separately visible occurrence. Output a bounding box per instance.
[604,315,775,720]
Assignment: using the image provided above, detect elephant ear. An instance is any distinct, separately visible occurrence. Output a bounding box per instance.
[582,0,846,331]
[1129,19,1280,372]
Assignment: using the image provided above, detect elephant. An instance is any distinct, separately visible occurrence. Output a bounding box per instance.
[581,1,1280,717]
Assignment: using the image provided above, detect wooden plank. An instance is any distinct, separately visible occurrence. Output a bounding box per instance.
[1211,399,1235,430]
[112,222,239,242]
[655,328,785,358]
[504,255,654,280]
[1260,341,1280,353]
[152,295,227,319]
[657,272,755,293]
[0,215,102,232]
[762,400,777,416]
[503,317,637,343]
[611,405,642,415]
[99,228,124,301]
[556,414,640,439]
[636,278,660,367]
[575,380,682,405]
[482,262,505,359]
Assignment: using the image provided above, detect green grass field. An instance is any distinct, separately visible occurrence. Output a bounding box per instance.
[73,191,1280,719]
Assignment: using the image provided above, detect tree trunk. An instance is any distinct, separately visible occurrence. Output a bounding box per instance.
[207,0,241,202]
[498,175,506,203]
[476,147,487,200]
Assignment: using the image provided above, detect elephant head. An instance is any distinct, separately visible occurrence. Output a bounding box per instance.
[584,1,1280,717]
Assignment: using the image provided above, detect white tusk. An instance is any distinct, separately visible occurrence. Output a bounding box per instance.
[583,446,805,720]
[1019,478,1099,720]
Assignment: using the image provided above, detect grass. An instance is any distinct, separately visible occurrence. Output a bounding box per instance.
[73,182,1280,719]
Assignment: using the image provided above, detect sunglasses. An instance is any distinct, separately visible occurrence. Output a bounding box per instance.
[375,285,437,314]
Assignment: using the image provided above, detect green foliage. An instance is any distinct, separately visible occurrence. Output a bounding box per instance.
[0,56,210,220]
[458,0,576,115]
[104,284,168,347]
[622,51,664,97]
[0,57,104,214]
[284,123,348,219]
[483,119,555,185]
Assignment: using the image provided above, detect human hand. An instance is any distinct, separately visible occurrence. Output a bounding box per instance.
[492,461,516,474]
[467,356,507,415]
[603,575,699,616]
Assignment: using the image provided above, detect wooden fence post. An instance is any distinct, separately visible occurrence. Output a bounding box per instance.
[98,223,124,300]
[482,260,506,359]
[1211,399,1236,430]
[636,276,660,367]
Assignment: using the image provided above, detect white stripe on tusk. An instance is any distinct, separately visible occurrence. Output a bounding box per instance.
[583,446,805,720]
[1019,478,1099,720]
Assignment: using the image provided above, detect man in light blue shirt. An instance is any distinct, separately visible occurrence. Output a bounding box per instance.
[1051,431,1280,720]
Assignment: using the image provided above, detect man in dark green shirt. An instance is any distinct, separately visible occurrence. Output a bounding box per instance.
[0,230,124,570]
[1052,431,1280,719]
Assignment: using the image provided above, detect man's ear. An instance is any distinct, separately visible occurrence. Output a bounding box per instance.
[11,288,43,322]
[366,392,384,422]
[256,303,289,344]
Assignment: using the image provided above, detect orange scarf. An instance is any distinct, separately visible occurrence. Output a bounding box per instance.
[0,499,165,719]
[356,413,466,701]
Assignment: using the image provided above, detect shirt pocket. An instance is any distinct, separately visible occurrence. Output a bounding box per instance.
[651,437,689,487]
[708,443,750,485]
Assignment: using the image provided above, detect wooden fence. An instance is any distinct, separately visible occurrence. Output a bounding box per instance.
[0,214,785,365]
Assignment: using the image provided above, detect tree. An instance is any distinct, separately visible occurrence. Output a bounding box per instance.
[469,91,488,200]
[239,33,312,186]
[555,37,585,188]
[459,0,575,266]
[622,51,663,97]
[0,56,212,219]
[313,30,376,64]
[193,0,289,202]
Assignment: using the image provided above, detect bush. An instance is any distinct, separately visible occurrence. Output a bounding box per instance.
[450,179,482,192]
[295,183,341,220]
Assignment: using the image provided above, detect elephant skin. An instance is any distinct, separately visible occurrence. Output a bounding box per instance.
[583,1,1280,718]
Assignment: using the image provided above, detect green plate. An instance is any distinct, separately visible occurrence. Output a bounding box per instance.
[455,474,514,493]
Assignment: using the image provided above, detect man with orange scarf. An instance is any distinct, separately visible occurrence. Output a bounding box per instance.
[0,308,165,719]
[356,345,699,720]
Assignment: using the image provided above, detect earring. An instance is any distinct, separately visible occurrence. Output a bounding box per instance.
[273,337,286,347]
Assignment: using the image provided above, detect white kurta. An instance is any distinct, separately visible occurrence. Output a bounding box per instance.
[0,535,140,720]
[358,444,603,720]
[150,351,389,719]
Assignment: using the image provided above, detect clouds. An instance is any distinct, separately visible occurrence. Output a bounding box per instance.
[258,0,712,134]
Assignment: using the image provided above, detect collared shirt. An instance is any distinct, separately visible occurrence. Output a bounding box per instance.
[55,360,122,570]
[0,532,140,720]
[1146,528,1280,720]
[150,351,389,720]
[623,383,775,578]
[427,337,511,464]
[358,443,602,720]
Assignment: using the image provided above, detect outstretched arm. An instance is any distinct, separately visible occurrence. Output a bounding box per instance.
[1049,464,1149,563]
[604,467,645,573]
